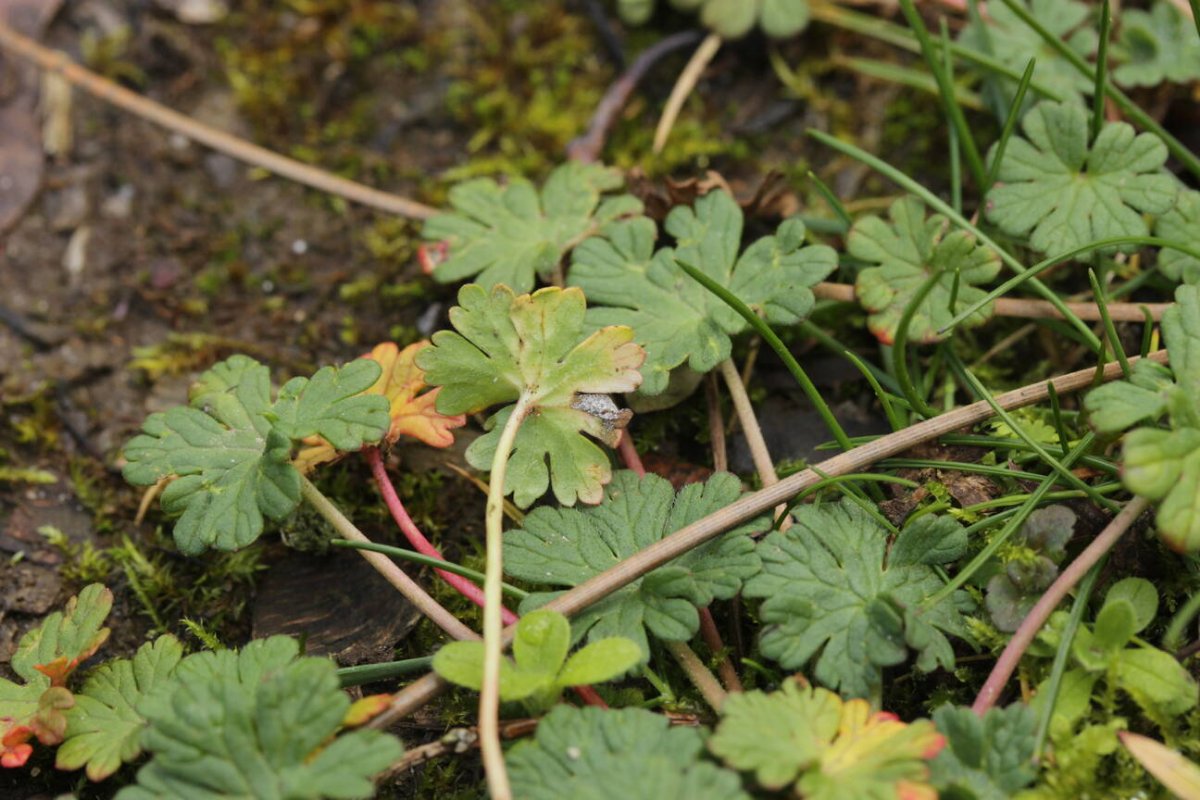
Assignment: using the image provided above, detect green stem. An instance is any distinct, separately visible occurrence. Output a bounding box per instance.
[807,129,1103,352]
[665,640,727,712]
[299,476,476,642]
[337,657,435,688]
[675,258,854,451]
[480,394,532,800]
[892,272,943,419]
[329,539,529,600]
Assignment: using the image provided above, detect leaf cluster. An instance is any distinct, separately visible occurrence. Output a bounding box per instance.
[616,0,810,39]
[984,505,1075,633]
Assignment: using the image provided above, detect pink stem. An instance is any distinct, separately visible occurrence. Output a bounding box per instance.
[971,495,1150,715]
[366,447,606,708]
[699,606,743,693]
[365,447,518,627]
[618,430,646,477]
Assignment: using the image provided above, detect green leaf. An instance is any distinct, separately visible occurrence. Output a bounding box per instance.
[123,355,389,554]
[422,162,642,292]
[418,284,644,507]
[57,635,184,781]
[569,194,836,394]
[619,0,810,37]
[0,584,113,767]
[505,471,764,658]
[744,501,973,699]
[1084,359,1175,433]
[1090,600,1138,652]
[986,101,1177,259]
[849,196,1001,344]
[1113,647,1199,717]
[433,611,642,709]
[960,0,1097,111]
[270,359,392,450]
[930,704,1037,799]
[507,706,749,800]
[117,636,402,800]
[1113,2,1200,87]
[1123,426,1200,551]
[1104,577,1158,634]
[1155,188,1200,284]
[710,681,944,797]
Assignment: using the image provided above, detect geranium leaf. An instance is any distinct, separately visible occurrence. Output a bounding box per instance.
[959,0,1097,111]
[0,584,113,768]
[1113,1,1200,87]
[849,196,1001,344]
[930,704,1037,798]
[710,681,944,798]
[986,101,1177,259]
[1123,427,1200,551]
[505,471,764,658]
[123,355,388,554]
[293,342,465,472]
[1084,360,1175,433]
[422,162,642,292]
[619,0,809,38]
[507,706,749,800]
[1155,188,1200,284]
[57,635,183,781]
[117,636,402,800]
[418,284,644,507]
[745,501,973,699]
[570,193,836,394]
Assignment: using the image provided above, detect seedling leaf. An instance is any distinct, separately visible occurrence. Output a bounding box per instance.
[570,193,836,394]
[745,502,973,699]
[1113,2,1200,87]
[930,704,1037,798]
[433,610,642,712]
[57,635,184,781]
[418,284,644,507]
[117,636,402,800]
[986,101,1177,259]
[505,471,764,658]
[709,680,944,798]
[123,355,389,553]
[422,162,642,292]
[294,342,465,472]
[507,705,749,800]
[0,584,112,768]
[985,505,1075,632]
[849,195,1001,344]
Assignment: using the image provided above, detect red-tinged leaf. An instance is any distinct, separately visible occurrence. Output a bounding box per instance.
[13,584,112,688]
[30,686,74,744]
[342,694,392,728]
[1,725,34,768]
[294,342,464,473]
[417,240,450,275]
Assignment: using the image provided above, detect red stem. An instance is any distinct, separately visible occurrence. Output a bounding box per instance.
[365,447,518,627]
[365,447,607,709]
[699,606,743,693]
[618,430,646,477]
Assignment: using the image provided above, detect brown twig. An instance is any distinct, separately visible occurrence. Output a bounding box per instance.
[699,606,743,693]
[972,495,1151,715]
[718,358,777,488]
[0,22,438,220]
[705,373,728,473]
[653,32,722,154]
[568,30,703,163]
[812,281,1172,323]
[370,352,1167,729]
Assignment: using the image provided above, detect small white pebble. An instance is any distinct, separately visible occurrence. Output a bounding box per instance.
[291,239,308,255]
[261,279,275,293]
[566,746,582,760]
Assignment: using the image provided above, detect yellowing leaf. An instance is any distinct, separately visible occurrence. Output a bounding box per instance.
[1120,731,1200,800]
[294,341,465,473]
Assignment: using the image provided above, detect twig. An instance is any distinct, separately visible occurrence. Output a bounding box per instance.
[364,447,518,626]
[653,32,722,154]
[699,607,743,693]
[369,352,1167,728]
[718,359,777,488]
[299,476,477,642]
[0,22,438,220]
[812,281,1171,322]
[971,495,1150,715]
[568,30,702,163]
[665,640,727,712]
